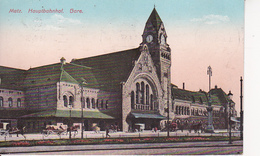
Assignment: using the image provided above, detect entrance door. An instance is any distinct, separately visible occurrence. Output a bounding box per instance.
[84,120,88,131]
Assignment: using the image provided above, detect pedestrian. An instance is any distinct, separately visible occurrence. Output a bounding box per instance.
[106,128,110,138]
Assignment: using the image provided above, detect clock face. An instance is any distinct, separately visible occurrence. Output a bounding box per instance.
[161,35,165,44]
[146,35,153,43]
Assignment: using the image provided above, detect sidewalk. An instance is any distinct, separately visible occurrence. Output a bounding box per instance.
[0,140,243,154]
[0,129,241,142]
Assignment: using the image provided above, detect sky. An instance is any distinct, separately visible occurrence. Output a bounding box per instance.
[0,0,244,113]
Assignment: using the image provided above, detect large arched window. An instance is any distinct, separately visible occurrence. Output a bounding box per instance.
[131,91,135,109]
[92,98,95,109]
[150,94,153,110]
[140,82,145,104]
[0,96,3,107]
[69,96,74,107]
[63,95,68,107]
[17,98,21,107]
[136,83,140,104]
[146,85,149,105]
[8,97,13,107]
[86,98,90,108]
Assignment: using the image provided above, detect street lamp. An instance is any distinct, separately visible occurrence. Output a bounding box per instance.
[80,82,85,139]
[206,66,214,133]
[79,81,86,139]
[227,90,233,144]
[240,77,243,140]
[68,104,72,140]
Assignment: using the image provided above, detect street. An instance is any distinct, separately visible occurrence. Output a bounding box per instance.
[3,140,242,155]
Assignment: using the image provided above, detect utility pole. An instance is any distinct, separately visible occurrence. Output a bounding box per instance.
[240,77,243,140]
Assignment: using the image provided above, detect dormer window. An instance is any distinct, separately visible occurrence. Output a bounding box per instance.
[191,96,195,103]
[199,97,203,104]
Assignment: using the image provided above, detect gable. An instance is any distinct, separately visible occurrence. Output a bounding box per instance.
[124,46,163,96]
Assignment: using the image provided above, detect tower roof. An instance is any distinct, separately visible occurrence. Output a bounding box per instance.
[146,8,163,31]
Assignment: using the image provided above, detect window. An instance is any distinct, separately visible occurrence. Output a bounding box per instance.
[69,96,74,107]
[17,98,21,107]
[8,97,13,107]
[96,99,99,108]
[176,106,179,115]
[140,82,144,104]
[146,85,149,105]
[199,97,203,104]
[101,100,104,108]
[150,94,153,110]
[191,96,195,103]
[184,107,186,115]
[0,96,3,107]
[136,83,140,104]
[187,107,190,115]
[86,98,90,108]
[131,91,135,109]
[92,98,95,109]
[63,95,68,107]
[105,100,108,109]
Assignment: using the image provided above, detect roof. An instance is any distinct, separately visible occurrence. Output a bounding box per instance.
[0,109,31,119]
[21,109,115,119]
[0,66,27,90]
[146,8,162,31]
[171,86,208,104]
[71,48,141,91]
[130,112,166,119]
[171,85,225,106]
[209,87,234,105]
[23,62,99,88]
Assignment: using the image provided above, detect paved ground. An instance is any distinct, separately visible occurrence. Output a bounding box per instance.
[0,140,243,154]
[0,129,241,142]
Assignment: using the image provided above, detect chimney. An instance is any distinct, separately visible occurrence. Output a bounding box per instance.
[60,57,66,65]
[215,85,218,89]
[183,82,185,90]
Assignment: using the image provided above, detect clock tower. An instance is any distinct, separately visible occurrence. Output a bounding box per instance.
[140,8,172,114]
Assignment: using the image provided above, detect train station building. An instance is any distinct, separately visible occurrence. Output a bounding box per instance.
[0,8,237,133]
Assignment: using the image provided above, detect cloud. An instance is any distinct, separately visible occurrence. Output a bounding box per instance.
[51,14,81,25]
[191,14,230,25]
[31,14,82,31]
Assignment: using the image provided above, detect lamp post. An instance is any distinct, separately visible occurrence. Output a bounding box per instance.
[240,77,243,140]
[206,66,214,133]
[69,104,72,140]
[228,90,233,144]
[81,83,84,139]
[167,69,170,137]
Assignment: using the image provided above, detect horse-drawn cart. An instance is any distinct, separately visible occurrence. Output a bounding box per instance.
[42,124,79,137]
[0,122,26,138]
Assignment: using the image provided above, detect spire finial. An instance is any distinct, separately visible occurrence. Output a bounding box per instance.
[154,4,156,8]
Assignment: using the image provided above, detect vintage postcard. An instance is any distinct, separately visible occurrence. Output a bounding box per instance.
[0,0,245,155]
